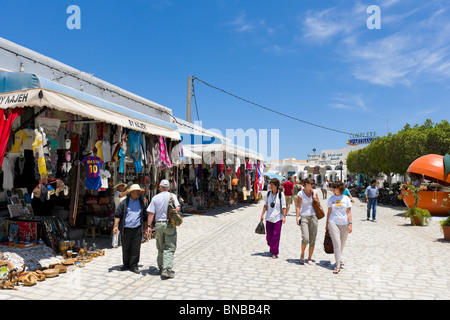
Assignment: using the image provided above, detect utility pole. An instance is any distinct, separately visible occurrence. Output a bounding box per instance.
[187,75,192,123]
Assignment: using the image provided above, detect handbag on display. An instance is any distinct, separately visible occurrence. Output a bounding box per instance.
[323,230,334,254]
[255,221,265,235]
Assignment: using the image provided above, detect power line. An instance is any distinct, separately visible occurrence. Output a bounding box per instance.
[192,76,352,135]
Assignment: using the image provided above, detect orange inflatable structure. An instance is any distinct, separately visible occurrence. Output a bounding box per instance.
[402,154,450,216]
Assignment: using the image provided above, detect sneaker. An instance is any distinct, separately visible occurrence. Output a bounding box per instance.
[161,269,174,279]
[372,219,377,222]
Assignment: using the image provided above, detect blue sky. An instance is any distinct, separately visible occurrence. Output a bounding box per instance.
[1,0,449,160]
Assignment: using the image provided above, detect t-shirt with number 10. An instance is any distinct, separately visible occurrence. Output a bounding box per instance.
[81,156,103,190]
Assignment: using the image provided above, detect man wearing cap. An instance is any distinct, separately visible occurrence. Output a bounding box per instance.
[113,184,148,274]
[147,179,180,279]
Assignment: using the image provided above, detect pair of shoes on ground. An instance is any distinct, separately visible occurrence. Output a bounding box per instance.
[119,266,140,274]
[367,217,377,222]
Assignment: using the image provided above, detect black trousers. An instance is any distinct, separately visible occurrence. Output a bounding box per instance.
[121,226,142,269]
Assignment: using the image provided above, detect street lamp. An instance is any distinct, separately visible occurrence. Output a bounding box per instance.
[339,161,343,182]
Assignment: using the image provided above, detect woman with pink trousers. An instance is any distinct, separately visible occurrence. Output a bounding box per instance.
[260,178,287,259]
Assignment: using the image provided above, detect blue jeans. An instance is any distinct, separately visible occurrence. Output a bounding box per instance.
[367,198,377,220]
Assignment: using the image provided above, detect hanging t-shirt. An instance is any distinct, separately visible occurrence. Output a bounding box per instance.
[118,148,125,174]
[22,129,34,150]
[327,195,352,225]
[32,130,47,180]
[2,155,15,189]
[55,127,67,149]
[94,140,103,161]
[100,169,111,189]
[81,156,103,190]
[10,130,29,153]
[101,139,112,163]
[129,131,143,173]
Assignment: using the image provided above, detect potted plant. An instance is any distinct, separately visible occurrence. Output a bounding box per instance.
[403,206,432,226]
[440,214,450,241]
[402,185,432,226]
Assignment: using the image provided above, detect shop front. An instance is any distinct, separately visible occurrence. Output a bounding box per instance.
[0,71,181,286]
[180,135,264,211]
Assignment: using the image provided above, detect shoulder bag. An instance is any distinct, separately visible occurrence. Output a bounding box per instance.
[311,191,325,219]
[167,193,183,228]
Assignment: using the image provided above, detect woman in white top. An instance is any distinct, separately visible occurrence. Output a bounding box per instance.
[326,181,353,274]
[260,178,286,259]
[296,178,319,265]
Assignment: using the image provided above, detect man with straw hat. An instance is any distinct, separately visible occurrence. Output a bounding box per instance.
[112,182,128,210]
[113,184,148,274]
[147,179,180,279]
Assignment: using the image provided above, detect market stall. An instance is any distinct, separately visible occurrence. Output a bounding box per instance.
[0,71,182,287]
[180,139,264,210]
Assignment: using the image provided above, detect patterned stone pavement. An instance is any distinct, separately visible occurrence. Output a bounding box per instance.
[1,190,449,301]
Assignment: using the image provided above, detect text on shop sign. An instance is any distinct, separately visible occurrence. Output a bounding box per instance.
[0,93,29,105]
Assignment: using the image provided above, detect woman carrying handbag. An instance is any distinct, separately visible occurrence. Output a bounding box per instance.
[325,181,353,274]
[296,178,320,265]
[260,178,286,259]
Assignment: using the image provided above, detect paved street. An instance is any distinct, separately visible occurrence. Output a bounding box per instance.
[1,191,449,300]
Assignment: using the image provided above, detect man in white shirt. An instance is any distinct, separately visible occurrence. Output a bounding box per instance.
[147,179,180,279]
[322,179,329,199]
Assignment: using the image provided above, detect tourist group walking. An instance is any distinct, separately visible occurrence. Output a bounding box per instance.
[113,179,181,279]
[260,177,353,274]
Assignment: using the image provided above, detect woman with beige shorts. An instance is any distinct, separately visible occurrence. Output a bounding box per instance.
[295,178,319,265]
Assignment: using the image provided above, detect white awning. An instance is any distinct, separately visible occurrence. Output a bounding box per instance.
[0,72,181,140]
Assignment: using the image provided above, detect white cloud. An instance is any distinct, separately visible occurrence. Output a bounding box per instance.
[226,12,275,36]
[300,2,450,87]
[329,94,370,111]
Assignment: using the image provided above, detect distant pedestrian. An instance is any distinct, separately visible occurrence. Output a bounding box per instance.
[283,176,294,213]
[296,178,319,265]
[326,181,352,274]
[322,178,329,199]
[365,179,379,222]
[343,187,355,203]
[146,179,180,279]
[260,178,286,259]
[113,184,149,274]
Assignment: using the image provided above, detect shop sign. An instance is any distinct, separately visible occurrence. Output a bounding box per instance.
[128,119,147,131]
[307,154,320,162]
[346,137,378,146]
[349,131,377,139]
[0,93,29,106]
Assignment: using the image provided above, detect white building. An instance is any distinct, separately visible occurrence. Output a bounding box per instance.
[266,145,367,185]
